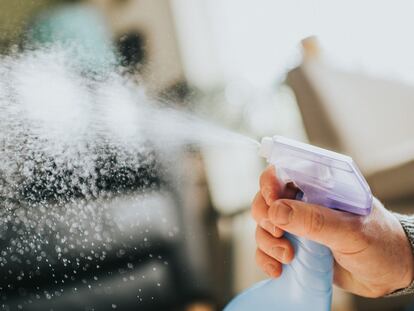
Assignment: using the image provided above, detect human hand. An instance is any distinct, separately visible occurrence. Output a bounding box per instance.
[252,165,414,297]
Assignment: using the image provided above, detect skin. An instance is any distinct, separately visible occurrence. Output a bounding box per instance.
[252,165,414,298]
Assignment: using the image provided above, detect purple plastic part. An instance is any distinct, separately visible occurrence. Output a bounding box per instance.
[259,136,373,215]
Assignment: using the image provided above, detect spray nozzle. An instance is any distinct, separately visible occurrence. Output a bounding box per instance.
[258,136,273,159]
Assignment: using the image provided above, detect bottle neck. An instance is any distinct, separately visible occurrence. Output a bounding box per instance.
[285,233,333,295]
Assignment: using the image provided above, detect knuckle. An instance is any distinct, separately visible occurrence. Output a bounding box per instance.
[251,205,258,221]
[259,171,267,188]
[255,249,268,271]
[252,191,261,204]
[305,207,325,235]
[259,166,274,188]
[267,202,279,222]
[254,227,261,244]
[273,237,287,248]
[284,246,294,263]
[250,193,261,219]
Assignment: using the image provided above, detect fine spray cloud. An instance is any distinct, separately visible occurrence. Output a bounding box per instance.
[0,47,258,306]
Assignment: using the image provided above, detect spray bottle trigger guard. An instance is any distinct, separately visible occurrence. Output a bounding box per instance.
[276,169,306,202]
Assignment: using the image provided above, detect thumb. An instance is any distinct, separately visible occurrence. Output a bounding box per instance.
[267,199,362,249]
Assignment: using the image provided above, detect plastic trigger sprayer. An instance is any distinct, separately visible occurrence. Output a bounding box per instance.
[224,136,373,311]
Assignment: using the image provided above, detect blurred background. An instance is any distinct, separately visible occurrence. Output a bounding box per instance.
[1,0,414,310]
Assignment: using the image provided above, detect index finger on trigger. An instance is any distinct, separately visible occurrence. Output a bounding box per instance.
[252,192,284,238]
[251,192,268,223]
[260,165,282,206]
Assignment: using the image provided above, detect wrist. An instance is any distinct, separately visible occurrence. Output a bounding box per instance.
[391,212,414,292]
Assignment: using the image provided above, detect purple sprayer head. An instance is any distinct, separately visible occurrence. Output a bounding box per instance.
[259,136,372,215]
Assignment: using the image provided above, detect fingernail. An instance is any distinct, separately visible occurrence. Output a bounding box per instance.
[271,246,285,262]
[270,201,292,225]
[260,219,277,235]
[264,263,279,277]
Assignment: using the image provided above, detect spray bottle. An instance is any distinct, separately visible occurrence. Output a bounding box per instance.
[225,136,372,311]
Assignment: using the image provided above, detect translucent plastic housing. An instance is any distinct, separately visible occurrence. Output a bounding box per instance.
[259,136,372,215]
